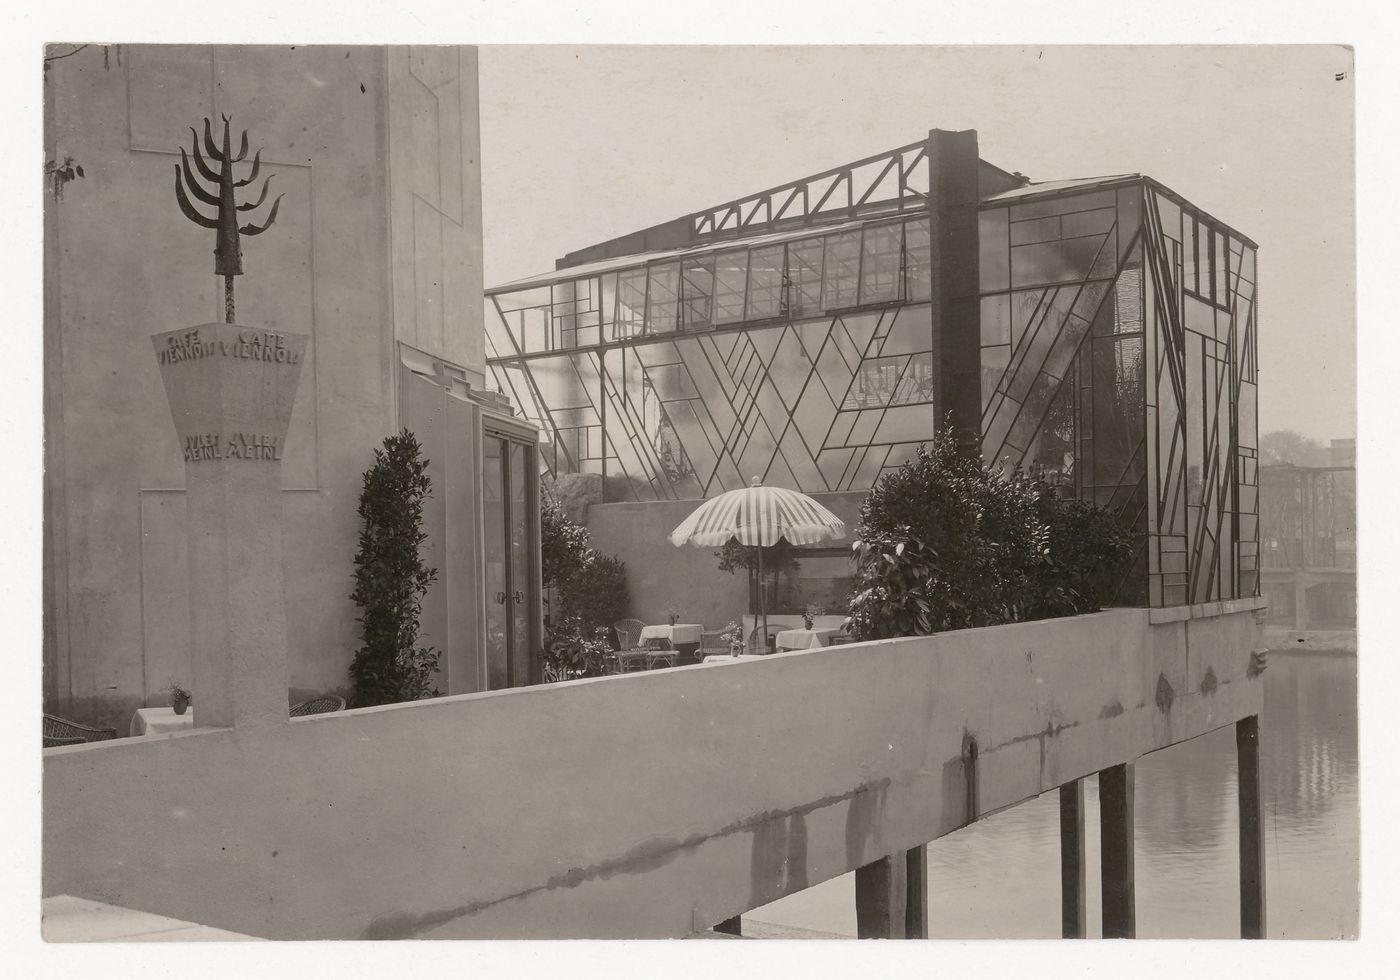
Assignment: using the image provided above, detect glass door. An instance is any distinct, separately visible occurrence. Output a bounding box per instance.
[483,425,540,689]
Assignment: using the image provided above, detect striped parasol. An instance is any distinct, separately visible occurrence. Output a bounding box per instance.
[669,479,845,648]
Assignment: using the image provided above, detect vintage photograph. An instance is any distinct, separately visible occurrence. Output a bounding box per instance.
[35,39,1357,948]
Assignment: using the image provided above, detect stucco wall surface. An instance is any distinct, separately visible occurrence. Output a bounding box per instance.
[44,606,1263,940]
[43,44,484,724]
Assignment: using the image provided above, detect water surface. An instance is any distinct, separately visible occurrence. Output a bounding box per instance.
[749,651,1359,939]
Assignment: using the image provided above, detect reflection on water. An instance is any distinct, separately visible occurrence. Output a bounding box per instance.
[750,652,1358,939]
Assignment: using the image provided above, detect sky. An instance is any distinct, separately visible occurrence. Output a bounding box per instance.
[479,45,1356,444]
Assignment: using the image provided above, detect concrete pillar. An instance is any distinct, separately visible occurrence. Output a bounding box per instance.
[926,128,982,453]
[1098,763,1136,939]
[856,852,909,939]
[904,844,929,939]
[1293,576,1310,630]
[153,323,307,730]
[1059,779,1088,938]
[1236,715,1268,938]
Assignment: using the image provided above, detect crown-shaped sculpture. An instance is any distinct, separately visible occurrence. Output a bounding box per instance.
[175,115,283,323]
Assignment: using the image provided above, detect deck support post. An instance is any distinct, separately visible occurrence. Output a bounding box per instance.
[1059,779,1088,938]
[1237,714,1267,938]
[856,851,909,938]
[1099,763,1136,938]
[905,844,928,939]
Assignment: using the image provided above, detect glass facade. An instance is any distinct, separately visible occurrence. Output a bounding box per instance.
[488,158,1259,610]
[979,180,1259,605]
[487,215,936,503]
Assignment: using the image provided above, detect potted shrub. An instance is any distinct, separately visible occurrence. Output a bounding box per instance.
[802,603,825,630]
[166,681,192,716]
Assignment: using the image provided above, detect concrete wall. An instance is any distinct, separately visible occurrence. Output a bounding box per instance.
[43,602,1264,939]
[43,45,484,726]
[585,490,866,629]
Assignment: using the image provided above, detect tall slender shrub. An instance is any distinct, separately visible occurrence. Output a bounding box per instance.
[348,429,441,706]
[538,495,629,681]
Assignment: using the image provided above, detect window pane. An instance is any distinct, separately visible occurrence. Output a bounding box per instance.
[979,209,1010,291]
[822,231,861,310]
[1196,220,1211,301]
[844,353,933,410]
[645,262,680,334]
[1182,216,1197,295]
[601,272,618,338]
[681,256,714,331]
[859,223,903,305]
[1214,231,1229,305]
[904,217,932,301]
[616,269,646,339]
[712,250,749,325]
[981,293,1011,346]
[1010,236,1104,288]
[746,244,785,320]
[788,238,824,318]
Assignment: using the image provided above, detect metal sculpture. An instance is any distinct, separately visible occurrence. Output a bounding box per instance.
[174,115,283,323]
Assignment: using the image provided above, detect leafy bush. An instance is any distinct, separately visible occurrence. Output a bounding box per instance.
[712,538,802,577]
[541,497,592,592]
[348,430,441,706]
[558,553,629,626]
[539,492,630,670]
[541,616,615,682]
[846,427,1136,641]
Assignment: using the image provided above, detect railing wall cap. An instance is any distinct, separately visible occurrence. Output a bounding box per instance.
[1147,595,1268,625]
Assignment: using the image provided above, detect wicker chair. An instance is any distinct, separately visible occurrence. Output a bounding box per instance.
[699,630,730,659]
[645,637,678,670]
[289,695,347,717]
[746,626,782,655]
[43,713,117,748]
[613,618,647,651]
[44,735,87,748]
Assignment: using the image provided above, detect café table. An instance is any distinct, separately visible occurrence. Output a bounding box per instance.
[639,623,703,665]
[129,706,195,737]
[638,623,703,647]
[774,627,840,651]
[701,653,768,664]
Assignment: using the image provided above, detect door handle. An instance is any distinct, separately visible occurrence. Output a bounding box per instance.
[512,590,526,605]
[494,591,507,604]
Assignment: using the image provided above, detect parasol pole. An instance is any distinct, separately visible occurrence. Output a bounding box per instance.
[758,539,766,652]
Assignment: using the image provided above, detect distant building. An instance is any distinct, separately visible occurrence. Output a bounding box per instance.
[485,130,1261,627]
[1259,461,1356,631]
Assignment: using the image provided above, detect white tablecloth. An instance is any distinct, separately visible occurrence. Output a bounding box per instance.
[702,654,768,663]
[130,706,195,737]
[638,623,703,646]
[775,627,839,651]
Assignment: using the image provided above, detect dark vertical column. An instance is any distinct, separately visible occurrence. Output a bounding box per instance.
[1059,779,1088,938]
[1099,763,1136,939]
[855,852,909,939]
[714,915,742,936]
[1237,714,1267,938]
[905,844,929,939]
[926,128,983,453]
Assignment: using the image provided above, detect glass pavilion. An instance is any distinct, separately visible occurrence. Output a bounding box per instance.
[486,131,1259,608]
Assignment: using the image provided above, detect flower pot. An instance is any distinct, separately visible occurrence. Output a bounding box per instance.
[668,615,678,626]
[173,698,190,716]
